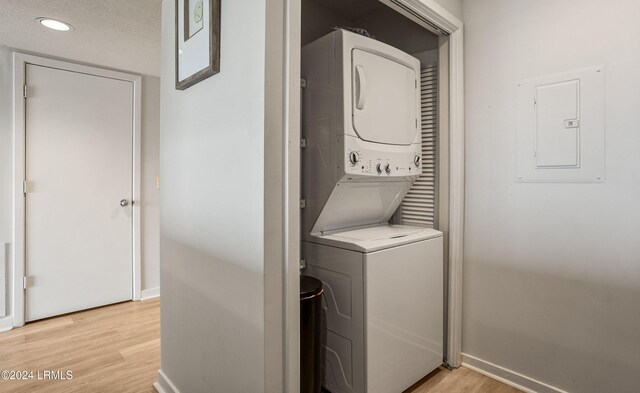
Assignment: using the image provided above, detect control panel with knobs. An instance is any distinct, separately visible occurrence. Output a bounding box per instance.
[343,145,421,177]
[349,151,360,165]
[374,163,394,174]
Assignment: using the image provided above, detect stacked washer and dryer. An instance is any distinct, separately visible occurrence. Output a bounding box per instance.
[301,29,444,393]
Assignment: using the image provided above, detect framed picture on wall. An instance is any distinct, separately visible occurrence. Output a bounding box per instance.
[175,0,220,90]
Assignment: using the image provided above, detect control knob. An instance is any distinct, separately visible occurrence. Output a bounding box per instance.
[348,151,359,165]
[376,163,383,174]
[414,155,421,167]
[385,164,391,174]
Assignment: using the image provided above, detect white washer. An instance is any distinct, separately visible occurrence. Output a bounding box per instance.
[303,225,443,393]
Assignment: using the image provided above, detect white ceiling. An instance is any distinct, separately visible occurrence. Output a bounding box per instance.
[0,0,161,76]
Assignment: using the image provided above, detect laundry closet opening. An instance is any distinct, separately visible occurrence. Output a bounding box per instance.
[298,0,450,392]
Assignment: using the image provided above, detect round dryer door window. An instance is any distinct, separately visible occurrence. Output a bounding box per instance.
[351,49,419,146]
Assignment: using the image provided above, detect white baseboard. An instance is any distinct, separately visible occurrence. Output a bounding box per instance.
[0,316,13,333]
[462,353,568,393]
[154,369,180,393]
[141,287,160,300]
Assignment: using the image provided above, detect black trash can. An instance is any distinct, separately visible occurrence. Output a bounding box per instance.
[300,275,323,393]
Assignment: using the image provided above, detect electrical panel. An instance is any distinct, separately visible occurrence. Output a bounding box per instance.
[516,66,605,182]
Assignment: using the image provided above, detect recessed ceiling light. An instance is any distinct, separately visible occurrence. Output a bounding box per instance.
[36,17,73,31]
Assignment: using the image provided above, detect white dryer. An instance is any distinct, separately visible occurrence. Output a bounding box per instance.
[301,29,422,239]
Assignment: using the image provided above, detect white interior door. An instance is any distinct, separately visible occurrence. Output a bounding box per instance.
[25,64,134,321]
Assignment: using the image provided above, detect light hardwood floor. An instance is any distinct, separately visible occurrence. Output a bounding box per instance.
[407,367,522,393]
[0,298,519,393]
[0,298,160,393]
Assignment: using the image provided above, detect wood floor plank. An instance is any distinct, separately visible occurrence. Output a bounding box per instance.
[0,298,160,393]
[406,365,523,393]
[0,297,519,392]
[119,338,161,359]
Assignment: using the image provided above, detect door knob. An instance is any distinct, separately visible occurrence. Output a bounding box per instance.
[120,199,129,207]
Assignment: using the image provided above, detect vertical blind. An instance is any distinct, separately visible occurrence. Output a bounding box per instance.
[399,63,438,227]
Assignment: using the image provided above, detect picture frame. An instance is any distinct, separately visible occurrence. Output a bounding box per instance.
[175,0,220,90]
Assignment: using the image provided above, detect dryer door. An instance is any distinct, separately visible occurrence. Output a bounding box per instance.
[351,49,418,145]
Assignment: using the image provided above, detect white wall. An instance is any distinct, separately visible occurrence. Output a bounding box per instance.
[0,46,12,317]
[0,47,161,318]
[0,48,11,244]
[463,1,640,392]
[141,75,161,292]
[434,0,462,21]
[158,0,270,391]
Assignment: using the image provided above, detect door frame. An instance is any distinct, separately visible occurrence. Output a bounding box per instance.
[12,53,143,327]
[275,1,465,389]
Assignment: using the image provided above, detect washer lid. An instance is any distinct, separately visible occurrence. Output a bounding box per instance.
[312,224,442,252]
[351,49,419,146]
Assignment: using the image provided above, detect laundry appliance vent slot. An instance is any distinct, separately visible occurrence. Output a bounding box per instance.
[399,64,438,228]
